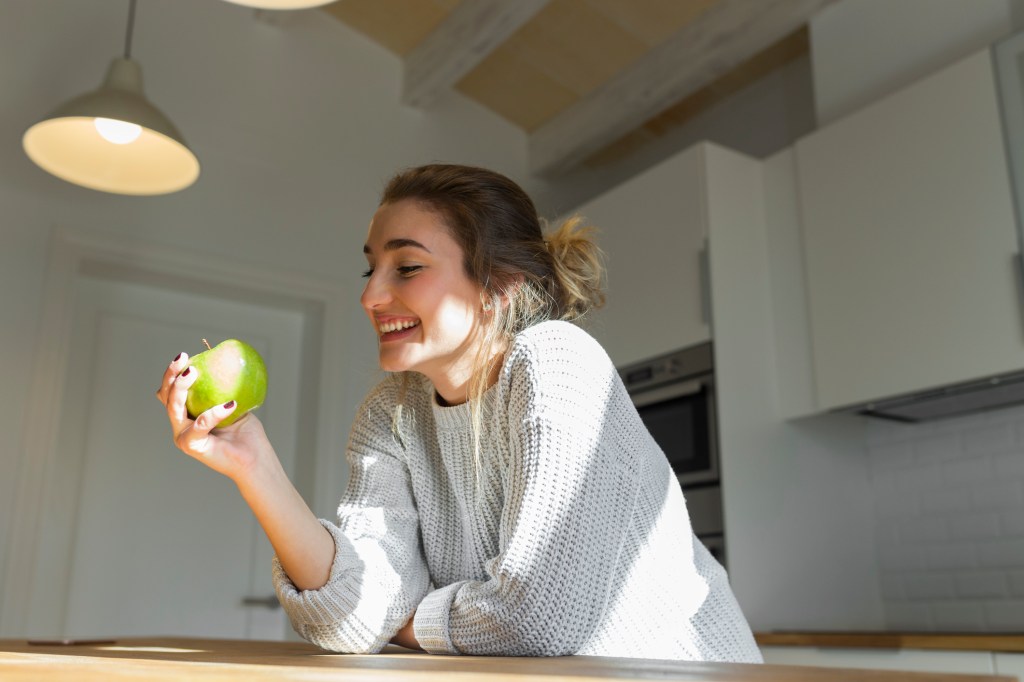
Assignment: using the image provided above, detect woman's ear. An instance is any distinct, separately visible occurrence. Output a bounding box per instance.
[498,274,525,310]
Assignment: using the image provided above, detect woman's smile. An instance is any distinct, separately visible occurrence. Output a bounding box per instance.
[377,318,421,341]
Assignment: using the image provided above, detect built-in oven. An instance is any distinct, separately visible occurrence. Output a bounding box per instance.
[619,341,718,487]
[619,341,726,567]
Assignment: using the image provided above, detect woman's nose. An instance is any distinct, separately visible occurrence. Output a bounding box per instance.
[360,272,390,310]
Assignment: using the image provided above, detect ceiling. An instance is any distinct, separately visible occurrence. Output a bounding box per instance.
[321,0,834,177]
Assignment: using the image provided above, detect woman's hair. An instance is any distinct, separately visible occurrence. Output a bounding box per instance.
[379,163,606,458]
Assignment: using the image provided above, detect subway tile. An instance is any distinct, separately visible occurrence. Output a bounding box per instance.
[920,489,972,514]
[926,544,979,571]
[903,573,955,600]
[884,602,933,630]
[865,420,916,447]
[1009,571,1024,597]
[875,521,901,547]
[970,481,1024,511]
[963,423,1015,457]
[868,441,916,472]
[899,516,948,544]
[992,451,1024,478]
[874,483,919,518]
[879,545,928,571]
[976,538,1024,569]
[942,458,994,487]
[879,573,905,600]
[1002,510,1024,536]
[913,433,964,464]
[930,602,986,630]
[953,571,1008,598]
[983,599,1024,630]
[894,466,944,495]
[947,512,1002,541]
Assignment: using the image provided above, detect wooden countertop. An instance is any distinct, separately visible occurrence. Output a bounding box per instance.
[0,637,1014,682]
[755,632,1024,653]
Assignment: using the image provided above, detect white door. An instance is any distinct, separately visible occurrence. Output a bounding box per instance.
[27,273,306,640]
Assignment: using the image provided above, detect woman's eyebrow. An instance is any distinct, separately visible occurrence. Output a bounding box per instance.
[363,238,432,255]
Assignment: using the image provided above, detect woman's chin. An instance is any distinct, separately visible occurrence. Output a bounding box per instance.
[377,353,412,374]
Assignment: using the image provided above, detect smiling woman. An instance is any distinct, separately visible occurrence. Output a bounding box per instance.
[155,163,762,661]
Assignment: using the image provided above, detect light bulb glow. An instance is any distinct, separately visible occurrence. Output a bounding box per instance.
[94,117,142,144]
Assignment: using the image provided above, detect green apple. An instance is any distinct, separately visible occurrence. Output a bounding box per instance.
[184,338,268,428]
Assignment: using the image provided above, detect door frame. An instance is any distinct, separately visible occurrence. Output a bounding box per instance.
[1,225,350,636]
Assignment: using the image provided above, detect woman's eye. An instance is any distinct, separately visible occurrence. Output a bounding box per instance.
[361,268,374,278]
[398,265,422,277]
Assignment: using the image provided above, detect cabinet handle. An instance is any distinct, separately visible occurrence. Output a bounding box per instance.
[699,241,712,330]
[240,596,281,609]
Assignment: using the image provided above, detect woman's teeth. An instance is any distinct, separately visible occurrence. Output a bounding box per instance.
[379,320,419,334]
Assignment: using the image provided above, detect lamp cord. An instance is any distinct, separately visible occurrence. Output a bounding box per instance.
[124,0,137,59]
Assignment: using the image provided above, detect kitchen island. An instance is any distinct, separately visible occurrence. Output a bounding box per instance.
[0,637,1014,682]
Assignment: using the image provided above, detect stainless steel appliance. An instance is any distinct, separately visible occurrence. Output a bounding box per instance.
[619,341,718,487]
[618,341,726,566]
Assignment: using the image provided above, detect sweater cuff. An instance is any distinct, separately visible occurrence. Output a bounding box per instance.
[413,582,461,655]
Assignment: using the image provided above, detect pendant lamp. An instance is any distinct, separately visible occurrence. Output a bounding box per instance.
[22,0,199,195]
[221,0,336,9]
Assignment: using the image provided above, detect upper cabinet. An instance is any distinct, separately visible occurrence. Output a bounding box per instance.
[572,144,713,367]
[794,49,1023,411]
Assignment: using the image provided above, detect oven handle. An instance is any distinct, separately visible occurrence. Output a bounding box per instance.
[630,378,708,407]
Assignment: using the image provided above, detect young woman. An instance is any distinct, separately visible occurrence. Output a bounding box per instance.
[156,164,762,661]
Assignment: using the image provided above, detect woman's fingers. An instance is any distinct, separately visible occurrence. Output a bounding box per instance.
[167,365,199,431]
[176,401,238,460]
[193,401,238,434]
[155,352,189,405]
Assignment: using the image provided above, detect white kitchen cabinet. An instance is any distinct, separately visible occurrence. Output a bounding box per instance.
[761,646,996,676]
[795,48,1022,411]
[996,653,1024,682]
[571,143,712,367]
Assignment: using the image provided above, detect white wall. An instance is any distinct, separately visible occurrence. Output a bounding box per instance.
[0,0,535,628]
[809,0,1017,125]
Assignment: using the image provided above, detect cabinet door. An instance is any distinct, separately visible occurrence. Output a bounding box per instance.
[796,49,1022,411]
[574,144,711,367]
[995,653,1024,682]
[761,646,995,675]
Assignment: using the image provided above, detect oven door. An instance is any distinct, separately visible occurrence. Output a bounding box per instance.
[631,374,719,487]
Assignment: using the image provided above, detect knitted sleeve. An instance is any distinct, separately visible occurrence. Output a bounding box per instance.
[272,380,430,653]
[413,323,642,656]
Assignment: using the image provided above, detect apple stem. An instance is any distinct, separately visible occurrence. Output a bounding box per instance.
[202,338,212,350]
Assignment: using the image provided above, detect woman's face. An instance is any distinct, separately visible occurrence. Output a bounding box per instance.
[361,199,486,404]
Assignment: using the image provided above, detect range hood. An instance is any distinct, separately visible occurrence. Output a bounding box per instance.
[856,372,1024,422]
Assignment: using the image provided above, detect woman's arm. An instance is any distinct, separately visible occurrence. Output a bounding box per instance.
[233,444,336,591]
[156,352,335,590]
[391,613,422,650]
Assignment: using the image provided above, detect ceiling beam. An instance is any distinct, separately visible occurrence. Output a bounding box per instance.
[402,0,551,110]
[527,0,836,177]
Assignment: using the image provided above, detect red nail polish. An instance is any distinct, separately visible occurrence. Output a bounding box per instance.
[181,367,191,377]
[173,352,183,362]
[223,400,236,409]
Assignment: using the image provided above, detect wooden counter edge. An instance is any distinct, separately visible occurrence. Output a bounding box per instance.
[755,632,1024,653]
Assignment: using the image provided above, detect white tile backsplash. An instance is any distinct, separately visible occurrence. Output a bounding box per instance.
[866,404,1024,631]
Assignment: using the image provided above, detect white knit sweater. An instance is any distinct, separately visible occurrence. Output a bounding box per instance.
[272,320,762,661]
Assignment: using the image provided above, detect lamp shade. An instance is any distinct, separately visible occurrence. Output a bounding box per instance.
[221,0,335,8]
[23,58,200,195]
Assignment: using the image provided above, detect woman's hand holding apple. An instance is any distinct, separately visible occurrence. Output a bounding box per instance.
[156,351,274,483]
[156,349,336,592]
